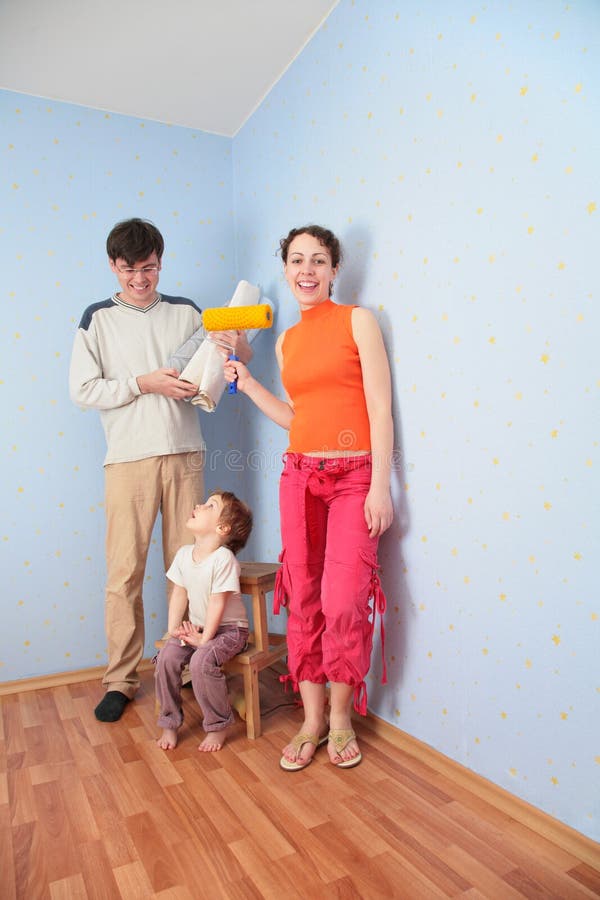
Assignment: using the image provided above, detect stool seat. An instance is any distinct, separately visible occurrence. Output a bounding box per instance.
[155,561,286,739]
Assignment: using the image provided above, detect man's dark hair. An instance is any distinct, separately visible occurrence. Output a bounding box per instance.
[106,218,164,265]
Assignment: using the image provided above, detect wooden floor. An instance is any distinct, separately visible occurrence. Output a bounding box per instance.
[1,669,599,899]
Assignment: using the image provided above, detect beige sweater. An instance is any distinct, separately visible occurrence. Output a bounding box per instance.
[69,293,205,465]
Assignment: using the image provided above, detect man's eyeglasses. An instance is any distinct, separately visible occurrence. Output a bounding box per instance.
[116,265,160,275]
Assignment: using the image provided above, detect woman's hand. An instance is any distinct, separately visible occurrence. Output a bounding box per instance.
[364,487,394,538]
[224,358,254,394]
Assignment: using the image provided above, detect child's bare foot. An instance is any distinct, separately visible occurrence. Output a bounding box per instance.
[157,728,178,750]
[198,729,229,752]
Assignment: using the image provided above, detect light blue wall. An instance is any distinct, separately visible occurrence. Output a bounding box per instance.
[1,0,598,842]
[0,90,238,679]
[232,1,599,840]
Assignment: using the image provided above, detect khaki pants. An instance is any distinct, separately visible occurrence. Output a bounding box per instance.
[103,452,205,697]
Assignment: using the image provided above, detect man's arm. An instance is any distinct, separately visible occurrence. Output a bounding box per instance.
[136,370,199,399]
[69,323,198,409]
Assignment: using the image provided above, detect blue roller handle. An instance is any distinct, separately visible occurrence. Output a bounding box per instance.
[228,353,239,394]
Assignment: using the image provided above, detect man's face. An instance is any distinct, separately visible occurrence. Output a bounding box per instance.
[109,253,161,308]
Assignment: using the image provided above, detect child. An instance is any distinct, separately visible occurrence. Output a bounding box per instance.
[155,491,253,752]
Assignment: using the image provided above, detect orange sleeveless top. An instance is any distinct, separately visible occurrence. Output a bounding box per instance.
[281,299,371,453]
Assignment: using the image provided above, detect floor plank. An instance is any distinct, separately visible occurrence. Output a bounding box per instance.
[1,669,598,899]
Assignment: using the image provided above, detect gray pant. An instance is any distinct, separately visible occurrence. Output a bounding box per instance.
[155,626,248,732]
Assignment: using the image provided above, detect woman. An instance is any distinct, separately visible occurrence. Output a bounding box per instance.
[225,225,393,770]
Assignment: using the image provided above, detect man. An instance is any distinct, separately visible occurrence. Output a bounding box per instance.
[69,218,251,721]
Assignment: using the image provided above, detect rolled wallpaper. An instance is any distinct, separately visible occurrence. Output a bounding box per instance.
[167,280,265,412]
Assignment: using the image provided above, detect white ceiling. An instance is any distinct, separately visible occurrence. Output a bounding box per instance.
[0,0,338,137]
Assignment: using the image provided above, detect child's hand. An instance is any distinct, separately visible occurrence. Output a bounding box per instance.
[177,621,203,648]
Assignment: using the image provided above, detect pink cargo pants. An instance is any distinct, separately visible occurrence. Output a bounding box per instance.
[274,453,387,714]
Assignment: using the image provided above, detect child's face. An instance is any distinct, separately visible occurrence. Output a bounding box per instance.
[186,494,225,537]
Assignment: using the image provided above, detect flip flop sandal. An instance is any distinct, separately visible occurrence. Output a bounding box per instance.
[328,728,362,769]
[279,731,328,771]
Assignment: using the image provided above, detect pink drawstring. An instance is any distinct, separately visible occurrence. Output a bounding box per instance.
[279,672,298,693]
[372,567,388,685]
[353,681,368,716]
[273,556,288,615]
[351,567,388,714]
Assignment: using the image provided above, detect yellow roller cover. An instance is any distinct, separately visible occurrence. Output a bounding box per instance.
[202,304,273,332]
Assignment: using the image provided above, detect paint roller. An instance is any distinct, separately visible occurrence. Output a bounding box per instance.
[170,281,272,410]
[201,303,273,393]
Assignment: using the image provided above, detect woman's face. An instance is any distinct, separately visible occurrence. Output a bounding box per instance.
[284,233,337,310]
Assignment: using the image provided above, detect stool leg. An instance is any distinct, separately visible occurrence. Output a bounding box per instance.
[243,664,261,740]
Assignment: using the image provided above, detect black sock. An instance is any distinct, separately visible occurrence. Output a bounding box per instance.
[94,691,130,722]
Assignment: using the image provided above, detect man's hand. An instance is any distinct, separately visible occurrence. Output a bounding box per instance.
[137,368,199,399]
[208,330,253,365]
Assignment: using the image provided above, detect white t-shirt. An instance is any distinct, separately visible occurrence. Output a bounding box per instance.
[166,545,248,628]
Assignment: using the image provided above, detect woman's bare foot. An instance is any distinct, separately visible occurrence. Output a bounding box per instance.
[198,728,229,752]
[281,718,329,768]
[157,727,178,750]
[327,684,361,767]
[327,731,361,766]
[327,713,361,766]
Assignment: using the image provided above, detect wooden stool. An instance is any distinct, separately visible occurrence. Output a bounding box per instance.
[155,561,287,740]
